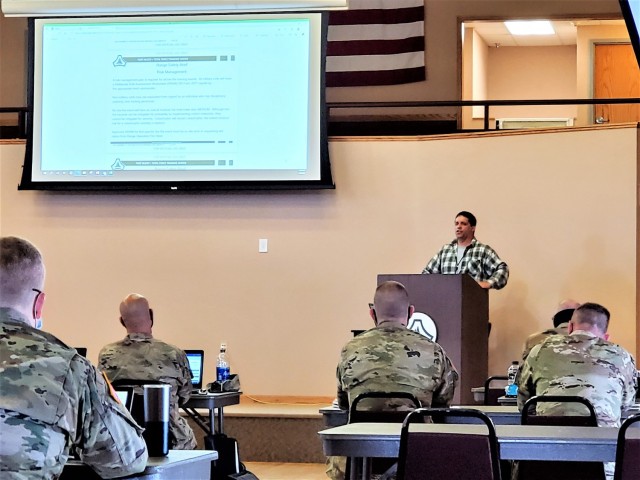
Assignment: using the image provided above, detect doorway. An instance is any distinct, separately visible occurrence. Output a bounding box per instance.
[594,43,640,123]
[461,19,635,129]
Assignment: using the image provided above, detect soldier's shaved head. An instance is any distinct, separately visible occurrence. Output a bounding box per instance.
[373,281,412,324]
[0,236,45,318]
[571,302,610,335]
[119,293,152,333]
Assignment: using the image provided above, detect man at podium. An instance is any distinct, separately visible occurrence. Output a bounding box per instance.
[422,211,509,289]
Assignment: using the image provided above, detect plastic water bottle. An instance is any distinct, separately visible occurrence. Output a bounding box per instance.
[506,360,519,397]
[216,342,230,382]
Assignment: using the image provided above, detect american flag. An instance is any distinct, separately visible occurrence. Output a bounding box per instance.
[326,0,426,87]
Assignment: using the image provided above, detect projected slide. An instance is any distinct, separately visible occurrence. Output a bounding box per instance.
[34,15,318,182]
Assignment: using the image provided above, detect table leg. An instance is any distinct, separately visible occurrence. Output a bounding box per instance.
[217,407,224,434]
[361,458,371,480]
[208,408,215,434]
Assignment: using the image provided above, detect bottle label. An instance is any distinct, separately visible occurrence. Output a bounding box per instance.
[505,384,518,397]
[216,366,230,382]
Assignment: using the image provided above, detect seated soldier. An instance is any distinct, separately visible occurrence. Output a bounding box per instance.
[99,293,197,450]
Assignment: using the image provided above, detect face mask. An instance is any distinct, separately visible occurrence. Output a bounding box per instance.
[35,318,43,330]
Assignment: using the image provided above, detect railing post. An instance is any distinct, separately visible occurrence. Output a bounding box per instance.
[484,105,490,131]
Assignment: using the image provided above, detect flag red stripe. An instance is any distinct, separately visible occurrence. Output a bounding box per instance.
[326,67,425,88]
[326,36,425,57]
[328,6,424,26]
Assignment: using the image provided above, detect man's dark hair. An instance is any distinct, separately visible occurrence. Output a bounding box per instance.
[552,309,575,328]
[456,211,477,227]
[574,302,610,332]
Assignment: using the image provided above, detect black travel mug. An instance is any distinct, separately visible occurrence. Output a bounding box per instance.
[143,384,170,456]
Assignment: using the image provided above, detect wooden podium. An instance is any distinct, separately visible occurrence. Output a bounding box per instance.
[378,274,488,405]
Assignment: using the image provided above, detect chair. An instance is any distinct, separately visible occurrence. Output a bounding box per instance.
[346,392,422,479]
[397,407,502,480]
[517,395,605,480]
[613,413,640,480]
[521,395,598,426]
[484,375,508,406]
[349,391,422,423]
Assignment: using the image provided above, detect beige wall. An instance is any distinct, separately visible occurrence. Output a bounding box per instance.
[1,126,636,397]
[487,45,577,120]
[463,39,578,129]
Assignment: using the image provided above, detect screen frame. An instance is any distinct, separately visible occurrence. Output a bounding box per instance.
[19,12,334,193]
[620,0,640,69]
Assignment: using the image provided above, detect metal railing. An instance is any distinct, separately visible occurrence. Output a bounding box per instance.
[2,98,639,139]
[327,97,640,131]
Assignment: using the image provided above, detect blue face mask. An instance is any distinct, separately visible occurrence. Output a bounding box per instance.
[35,318,43,330]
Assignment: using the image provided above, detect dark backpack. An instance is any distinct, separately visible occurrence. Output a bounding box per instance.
[204,433,259,479]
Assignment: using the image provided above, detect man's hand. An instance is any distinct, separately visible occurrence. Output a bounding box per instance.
[477,281,492,289]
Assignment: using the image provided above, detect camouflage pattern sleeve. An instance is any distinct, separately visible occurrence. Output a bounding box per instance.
[431,346,459,407]
[516,346,536,411]
[620,353,638,413]
[75,359,148,479]
[176,349,193,405]
[336,362,348,410]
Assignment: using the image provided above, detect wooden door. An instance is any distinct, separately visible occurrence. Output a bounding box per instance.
[594,43,640,123]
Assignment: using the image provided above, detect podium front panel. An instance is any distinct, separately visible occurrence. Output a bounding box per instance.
[378,274,488,404]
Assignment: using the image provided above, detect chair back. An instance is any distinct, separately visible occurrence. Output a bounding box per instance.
[348,391,421,424]
[345,392,422,479]
[614,413,640,480]
[484,375,508,406]
[397,408,501,480]
[518,395,605,480]
[521,395,598,426]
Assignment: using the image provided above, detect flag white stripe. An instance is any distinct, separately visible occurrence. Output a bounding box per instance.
[326,51,424,72]
[347,0,423,10]
[328,21,424,42]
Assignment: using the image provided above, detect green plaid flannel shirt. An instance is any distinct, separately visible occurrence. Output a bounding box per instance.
[422,238,509,289]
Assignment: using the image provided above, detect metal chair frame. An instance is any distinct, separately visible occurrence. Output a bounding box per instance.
[484,375,509,406]
[613,412,640,480]
[397,407,502,480]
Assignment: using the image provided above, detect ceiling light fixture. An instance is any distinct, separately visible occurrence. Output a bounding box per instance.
[504,20,555,36]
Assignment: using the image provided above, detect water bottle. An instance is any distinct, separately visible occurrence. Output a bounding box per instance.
[506,360,519,397]
[216,342,230,382]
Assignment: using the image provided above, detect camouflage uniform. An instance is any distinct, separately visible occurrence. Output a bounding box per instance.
[99,333,197,450]
[337,325,459,410]
[0,307,148,480]
[327,324,459,480]
[521,322,569,361]
[516,330,637,479]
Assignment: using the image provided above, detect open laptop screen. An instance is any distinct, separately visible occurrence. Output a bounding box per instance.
[185,350,205,390]
[114,386,134,412]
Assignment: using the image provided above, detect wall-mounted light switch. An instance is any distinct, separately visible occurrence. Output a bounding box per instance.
[259,238,268,253]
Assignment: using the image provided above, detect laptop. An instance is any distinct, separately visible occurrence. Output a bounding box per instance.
[114,386,135,412]
[185,349,205,390]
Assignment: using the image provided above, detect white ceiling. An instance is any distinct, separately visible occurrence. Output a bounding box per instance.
[466,19,625,47]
